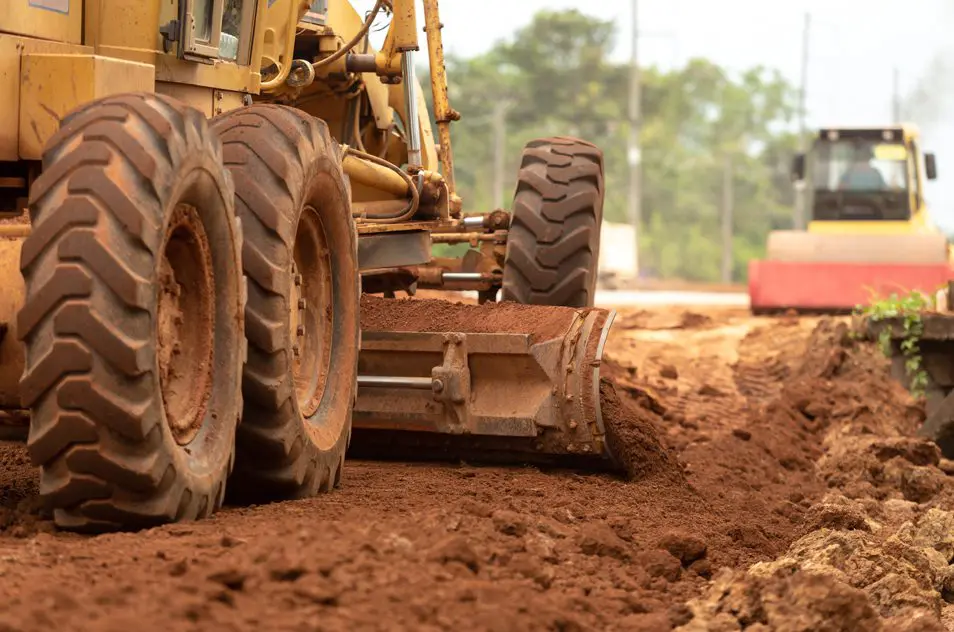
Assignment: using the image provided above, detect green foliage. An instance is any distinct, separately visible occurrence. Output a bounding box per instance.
[430,9,800,282]
[855,291,933,398]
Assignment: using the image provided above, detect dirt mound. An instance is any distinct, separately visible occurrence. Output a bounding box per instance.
[360,294,590,343]
[0,441,49,538]
[600,379,684,482]
[679,568,884,631]
[615,310,714,332]
[682,318,954,629]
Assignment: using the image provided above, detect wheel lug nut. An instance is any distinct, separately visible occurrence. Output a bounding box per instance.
[296,325,305,336]
[293,345,300,356]
[298,299,306,309]
[294,275,303,286]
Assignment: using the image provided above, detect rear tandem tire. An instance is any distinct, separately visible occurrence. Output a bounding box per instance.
[213,105,359,502]
[502,137,605,308]
[19,93,245,532]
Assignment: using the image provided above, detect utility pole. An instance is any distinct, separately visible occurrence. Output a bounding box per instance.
[627,0,642,272]
[892,67,901,123]
[492,101,508,209]
[721,154,734,284]
[794,12,811,231]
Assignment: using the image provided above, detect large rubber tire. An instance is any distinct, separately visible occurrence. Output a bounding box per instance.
[212,105,359,502]
[501,137,605,308]
[19,93,245,531]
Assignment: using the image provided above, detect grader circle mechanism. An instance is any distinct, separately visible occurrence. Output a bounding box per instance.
[0,0,615,531]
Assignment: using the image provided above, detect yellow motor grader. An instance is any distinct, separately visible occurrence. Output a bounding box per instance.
[0,0,614,530]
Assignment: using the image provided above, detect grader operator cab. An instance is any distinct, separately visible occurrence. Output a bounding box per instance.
[0,0,614,531]
[749,125,951,312]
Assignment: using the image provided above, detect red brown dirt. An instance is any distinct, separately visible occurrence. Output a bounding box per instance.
[0,301,939,631]
[361,294,591,343]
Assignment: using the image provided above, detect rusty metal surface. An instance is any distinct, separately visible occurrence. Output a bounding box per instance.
[431,231,507,245]
[422,0,459,204]
[358,230,430,271]
[357,219,445,235]
[353,304,620,467]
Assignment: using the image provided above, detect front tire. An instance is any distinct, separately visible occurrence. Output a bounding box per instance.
[502,137,605,308]
[20,93,245,531]
[213,105,359,502]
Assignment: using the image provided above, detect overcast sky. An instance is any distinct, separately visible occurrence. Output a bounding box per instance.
[357,1,954,227]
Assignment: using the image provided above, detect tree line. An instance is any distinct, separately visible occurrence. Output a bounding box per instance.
[429,9,801,283]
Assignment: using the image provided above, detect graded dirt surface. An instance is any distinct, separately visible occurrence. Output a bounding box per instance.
[2,300,954,631]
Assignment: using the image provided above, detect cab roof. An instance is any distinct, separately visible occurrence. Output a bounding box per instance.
[817,124,921,142]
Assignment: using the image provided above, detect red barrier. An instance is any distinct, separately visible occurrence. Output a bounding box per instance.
[748,260,954,311]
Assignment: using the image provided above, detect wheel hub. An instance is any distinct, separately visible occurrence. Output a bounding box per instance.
[292,206,334,419]
[157,203,215,446]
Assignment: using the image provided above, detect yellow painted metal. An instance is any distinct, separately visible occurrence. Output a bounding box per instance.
[83,0,261,93]
[807,220,938,236]
[0,35,91,160]
[0,1,83,45]
[157,58,260,93]
[785,123,954,268]
[320,0,391,130]
[259,0,308,91]
[807,124,940,238]
[343,153,410,197]
[2,0,450,215]
[83,0,161,55]
[19,53,155,159]
[156,81,216,116]
[213,89,248,116]
[422,0,458,197]
[373,0,418,76]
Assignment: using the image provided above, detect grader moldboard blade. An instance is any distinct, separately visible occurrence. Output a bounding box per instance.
[350,296,622,471]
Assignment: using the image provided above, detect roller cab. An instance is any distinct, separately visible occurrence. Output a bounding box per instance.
[749,125,953,313]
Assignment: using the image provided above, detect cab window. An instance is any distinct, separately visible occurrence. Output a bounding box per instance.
[183,0,254,65]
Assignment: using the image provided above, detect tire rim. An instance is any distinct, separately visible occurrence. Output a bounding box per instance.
[157,203,215,446]
[291,206,334,419]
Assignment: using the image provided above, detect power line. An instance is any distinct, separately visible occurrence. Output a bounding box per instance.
[794,11,811,231]
[628,0,642,272]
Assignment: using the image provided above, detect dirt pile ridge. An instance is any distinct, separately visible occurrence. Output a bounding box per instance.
[680,321,954,631]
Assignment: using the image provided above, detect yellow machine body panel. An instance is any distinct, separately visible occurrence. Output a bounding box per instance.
[807,220,935,236]
[805,124,938,236]
[0,0,436,164]
[19,54,156,159]
[0,1,82,44]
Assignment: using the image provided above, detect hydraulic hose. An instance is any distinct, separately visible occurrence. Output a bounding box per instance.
[312,0,388,71]
[344,146,420,224]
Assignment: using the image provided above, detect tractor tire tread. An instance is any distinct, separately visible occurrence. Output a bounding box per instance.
[20,92,240,532]
[213,104,357,502]
[502,136,605,308]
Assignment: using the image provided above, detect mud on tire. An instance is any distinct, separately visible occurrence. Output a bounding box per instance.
[19,93,245,531]
[213,105,359,502]
[501,137,605,308]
